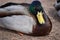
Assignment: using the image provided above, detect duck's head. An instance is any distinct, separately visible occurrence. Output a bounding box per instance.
[29,1,52,36]
[29,0,43,13]
[29,0,45,24]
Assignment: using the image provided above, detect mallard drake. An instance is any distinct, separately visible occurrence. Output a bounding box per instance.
[0,1,52,36]
[29,0,52,35]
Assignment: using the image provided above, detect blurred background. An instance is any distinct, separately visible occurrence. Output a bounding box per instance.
[1,0,60,40]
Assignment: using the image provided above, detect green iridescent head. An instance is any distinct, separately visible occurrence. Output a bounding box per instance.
[29,1,45,24]
[29,1,43,15]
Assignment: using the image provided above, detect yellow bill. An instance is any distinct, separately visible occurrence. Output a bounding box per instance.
[37,12,45,24]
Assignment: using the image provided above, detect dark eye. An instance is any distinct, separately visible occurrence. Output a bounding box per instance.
[57,0,60,3]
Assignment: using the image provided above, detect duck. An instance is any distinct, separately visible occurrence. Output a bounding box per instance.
[29,0,52,35]
[54,0,60,17]
[0,1,52,36]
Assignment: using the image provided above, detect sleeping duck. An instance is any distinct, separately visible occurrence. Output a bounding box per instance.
[54,0,60,17]
[0,1,52,36]
[54,0,60,11]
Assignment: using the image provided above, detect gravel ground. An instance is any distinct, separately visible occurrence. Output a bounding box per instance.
[0,0,60,40]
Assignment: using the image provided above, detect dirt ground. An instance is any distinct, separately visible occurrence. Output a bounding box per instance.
[0,0,60,40]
